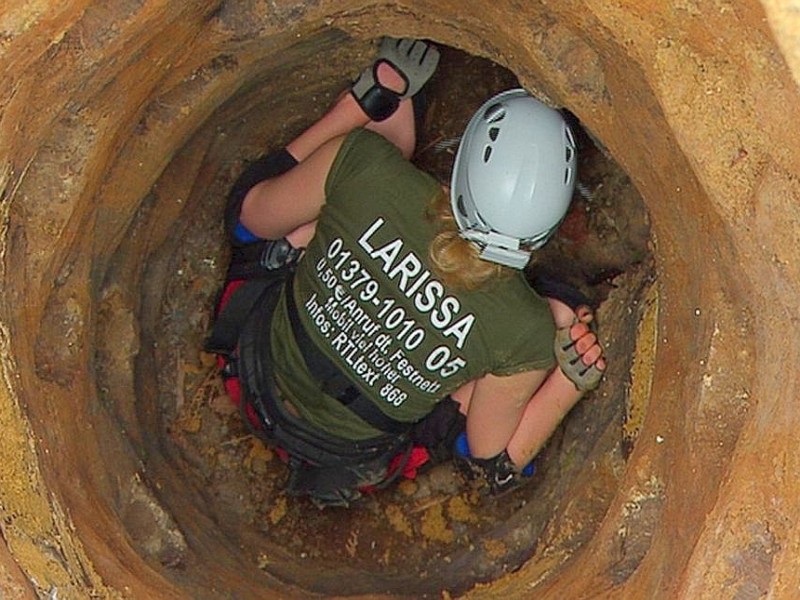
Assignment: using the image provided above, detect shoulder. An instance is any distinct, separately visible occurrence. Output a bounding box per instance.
[327,129,438,200]
[472,273,557,371]
[492,272,552,309]
[333,129,404,173]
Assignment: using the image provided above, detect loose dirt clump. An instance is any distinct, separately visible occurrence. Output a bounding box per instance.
[144,46,653,595]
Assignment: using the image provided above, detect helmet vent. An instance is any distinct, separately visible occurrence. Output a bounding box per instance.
[564,167,573,185]
[456,195,469,218]
[483,145,493,162]
[564,124,576,148]
[565,146,573,162]
[489,126,500,141]
[483,103,506,123]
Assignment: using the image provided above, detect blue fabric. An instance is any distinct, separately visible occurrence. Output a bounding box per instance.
[234,221,261,244]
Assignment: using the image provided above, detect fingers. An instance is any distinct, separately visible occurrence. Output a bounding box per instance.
[394,38,411,53]
[568,321,606,370]
[575,305,594,324]
[380,37,439,99]
[568,320,592,341]
[553,324,605,392]
[395,38,433,65]
[406,39,426,63]
[580,344,605,369]
[571,328,596,354]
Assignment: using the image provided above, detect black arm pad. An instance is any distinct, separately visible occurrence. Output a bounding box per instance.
[351,86,400,122]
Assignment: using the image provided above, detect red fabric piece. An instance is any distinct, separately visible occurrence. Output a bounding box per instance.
[274,446,290,463]
[393,446,431,480]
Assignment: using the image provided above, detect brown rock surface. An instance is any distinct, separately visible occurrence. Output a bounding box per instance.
[1,1,799,598]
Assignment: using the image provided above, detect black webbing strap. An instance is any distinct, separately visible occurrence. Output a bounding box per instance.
[204,278,279,356]
[284,280,412,435]
[236,291,407,467]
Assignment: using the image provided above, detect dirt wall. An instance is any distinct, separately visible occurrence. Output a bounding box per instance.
[1,0,799,598]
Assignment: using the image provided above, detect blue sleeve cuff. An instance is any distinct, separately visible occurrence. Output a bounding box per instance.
[233,221,261,244]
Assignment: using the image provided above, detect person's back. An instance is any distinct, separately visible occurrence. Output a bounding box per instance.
[270,128,556,440]
[210,38,605,506]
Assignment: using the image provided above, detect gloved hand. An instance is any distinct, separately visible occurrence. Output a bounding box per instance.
[554,306,606,392]
[351,37,440,121]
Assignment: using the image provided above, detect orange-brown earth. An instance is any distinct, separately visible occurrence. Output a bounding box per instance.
[1,1,800,598]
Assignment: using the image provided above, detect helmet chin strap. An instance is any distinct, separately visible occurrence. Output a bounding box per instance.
[460,228,532,269]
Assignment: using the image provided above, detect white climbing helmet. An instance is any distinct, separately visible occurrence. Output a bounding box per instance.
[450,88,577,269]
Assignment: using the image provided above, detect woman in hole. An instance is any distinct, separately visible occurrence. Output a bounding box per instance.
[208,38,605,507]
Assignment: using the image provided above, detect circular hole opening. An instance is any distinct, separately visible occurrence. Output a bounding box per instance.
[93,40,653,596]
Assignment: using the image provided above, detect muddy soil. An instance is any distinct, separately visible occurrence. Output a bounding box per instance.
[139,47,653,595]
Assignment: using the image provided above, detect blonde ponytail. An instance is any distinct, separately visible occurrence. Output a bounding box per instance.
[427,189,512,290]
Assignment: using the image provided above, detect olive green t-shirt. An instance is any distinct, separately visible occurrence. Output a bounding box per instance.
[270,129,555,440]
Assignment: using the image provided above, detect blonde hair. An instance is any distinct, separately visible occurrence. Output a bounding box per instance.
[427,189,513,290]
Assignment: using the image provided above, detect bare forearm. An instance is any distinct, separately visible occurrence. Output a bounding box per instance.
[286,93,370,161]
[505,367,583,468]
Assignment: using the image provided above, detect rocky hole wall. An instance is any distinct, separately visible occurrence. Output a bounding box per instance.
[2,1,800,598]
